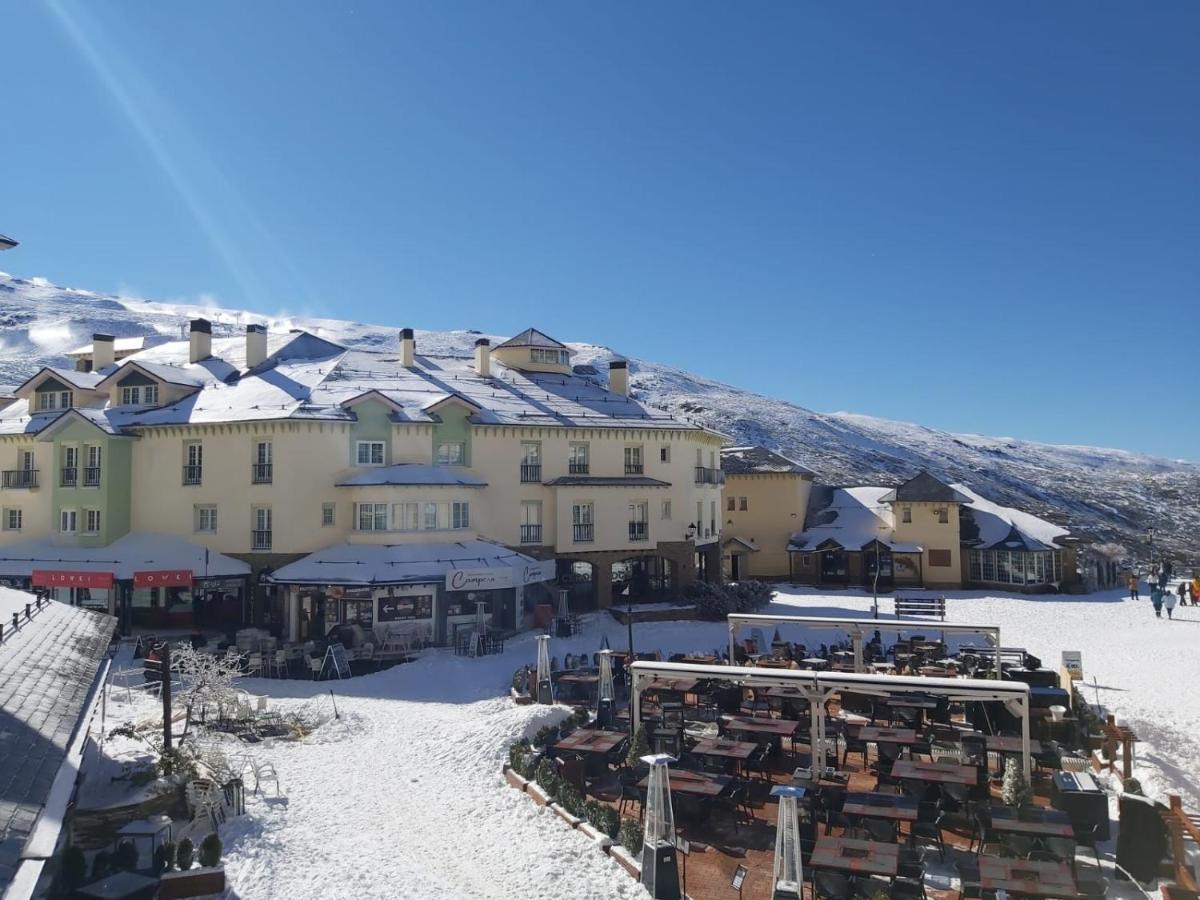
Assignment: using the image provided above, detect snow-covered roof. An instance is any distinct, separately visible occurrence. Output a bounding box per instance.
[878,472,971,504]
[955,483,1071,551]
[265,539,548,586]
[496,328,567,350]
[721,445,813,476]
[0,533,250,580]
[723,536,760,552]
[14,366,106,395]
[336,464,487,487]
[66,336,149,356]
[0,328,715,437]
[788,486,922,553]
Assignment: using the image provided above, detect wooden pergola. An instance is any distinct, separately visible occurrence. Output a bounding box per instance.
[629,660,1034,779]
[727,613,1004,679]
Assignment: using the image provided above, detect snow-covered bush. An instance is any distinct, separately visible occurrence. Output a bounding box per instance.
[688,580,773,620]
[1001,757,1033,808]
[585,801,620,838]
[558,784,585,817]
[625,726,650,769]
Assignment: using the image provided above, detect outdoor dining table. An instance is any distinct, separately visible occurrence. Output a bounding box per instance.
[859,726,919,746]
[799,657,828,669]
[680,655,722,665]
[882,695,938,710]
[891,759,978,786]
[918,665,957,678]
[809,836,900,878]
[638,768,732,798]
[552,728,626,755]
[690,737,758,762]
[989,806,1076,839]
[791,766,849,789]
[977,857,1076,898]
[720,715,802,738]
[755,657,796,669]
[841,791,919,822]
[645,676,700,693]
[985,735,1044,755]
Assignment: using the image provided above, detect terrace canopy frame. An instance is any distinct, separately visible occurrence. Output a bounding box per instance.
[630,660,1033,780]
[727,614,1003,679]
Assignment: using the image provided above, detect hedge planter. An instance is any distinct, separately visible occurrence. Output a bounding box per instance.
[158,866,226,900]
[608,845,641,878]
[577,822,613,849]
[527,783,552,807]
[503,766,529,791]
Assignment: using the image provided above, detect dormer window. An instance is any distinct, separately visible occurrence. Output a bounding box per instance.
[530,348,570,366]
[121,384,159,406]
[36,390,72,411]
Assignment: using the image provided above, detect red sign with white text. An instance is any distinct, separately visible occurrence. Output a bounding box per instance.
[32,569,114,589]
[133,569,194,588]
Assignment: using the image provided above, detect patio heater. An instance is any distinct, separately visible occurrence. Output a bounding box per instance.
[556,588,571,638]
[770,785,805,899]
[535,634,553,705]
[640,753,681,900]
[596,649,615,727]
[473,600,488,656]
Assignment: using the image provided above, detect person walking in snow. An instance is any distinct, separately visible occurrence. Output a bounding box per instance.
[1127,572,1140,601]
[1150,585,1163,618]
[1178,581,1188,608]
[1164,587,1179,619]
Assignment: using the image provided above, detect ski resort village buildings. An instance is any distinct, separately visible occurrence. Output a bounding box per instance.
[0,321,1081,642]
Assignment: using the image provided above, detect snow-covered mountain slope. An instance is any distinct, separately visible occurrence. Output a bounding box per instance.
[2,270,1196,557]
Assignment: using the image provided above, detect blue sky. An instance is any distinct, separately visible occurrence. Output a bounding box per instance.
[4,2,1198,459]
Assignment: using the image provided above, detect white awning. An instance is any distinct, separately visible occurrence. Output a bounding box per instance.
[0,533,250,581]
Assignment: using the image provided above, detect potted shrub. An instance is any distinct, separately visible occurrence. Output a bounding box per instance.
[61,846,87,890]
[1001,757,1034,810]
[176,838,195,871]
[198,833,222,869]
[91,851,113,881]
[154,841,177,874]
[619,819,644,856]
[625,726,650,770]
[113,840,139,872]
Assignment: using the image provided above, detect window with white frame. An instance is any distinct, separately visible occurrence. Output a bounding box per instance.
[436,441,465,465]
[568,442,589,473]
[84,509,101,534]
[3,508,21,531]
[195,505,217,532]
[423,502,439,530]
[321,502,336,527]
[253,506,273,549]
[393,502,420,531]
[121,385,142,406]
[356,502,389,531]
[356,440,385,466]
[60,509,77,533]
[661,500,671,520]
[739,496,748,511]
[530,348,569,365]
[451,501,470,529]
[144,384,159,405]
[727,496,736,512]
[624,445,643,473]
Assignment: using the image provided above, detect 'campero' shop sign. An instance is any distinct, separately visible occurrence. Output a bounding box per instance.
[445,560,555,591]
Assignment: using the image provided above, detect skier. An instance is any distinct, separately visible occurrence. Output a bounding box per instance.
[1127,572,1140,601]
[1150,585,1163,618]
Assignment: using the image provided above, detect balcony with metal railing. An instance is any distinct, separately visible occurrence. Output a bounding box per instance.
[520,464,542,483]
[568,461,590,475]
[624,461,644,475]
[83,467,102,487]
[252,463,273,484]
[182,465,203,486]
[628,521,648,542]
[573,523,594,543]
[60,467,78,488]
[252,530,273,551]
[2,470,38,490]
[694,466,725,485]
[520,524,543,544]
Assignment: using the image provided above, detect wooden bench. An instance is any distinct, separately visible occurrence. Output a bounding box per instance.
[895,594,946,620]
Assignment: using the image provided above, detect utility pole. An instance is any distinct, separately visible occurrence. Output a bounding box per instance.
[160,642,172,750]
[872,541,881,620]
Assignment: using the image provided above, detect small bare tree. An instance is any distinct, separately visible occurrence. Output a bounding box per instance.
[172,645,244,735]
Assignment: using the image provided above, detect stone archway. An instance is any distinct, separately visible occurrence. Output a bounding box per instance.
[611,556,676,605]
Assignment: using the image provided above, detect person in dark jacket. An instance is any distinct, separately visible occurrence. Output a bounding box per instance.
[1150,586,1164,618]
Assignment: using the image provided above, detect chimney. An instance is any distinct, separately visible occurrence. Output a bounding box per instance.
[608,358,628,397]
[189,318,212,363]
[474,338,491,378]
[400,327,415,367]
[246,323,267,368]
[92,333,115,371]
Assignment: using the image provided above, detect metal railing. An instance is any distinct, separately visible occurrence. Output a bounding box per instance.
[2,470,39,489]
[624,461,644,475]
[520,464,542,483]
[83,467,102,487]
[60,467,78,487]
[252,463,273,484]
[182,465,203,485]
[568,461,590,475]
[573,523,594,543]
[628,522,648,542]
[252,530,272,551]
[694,466,725,485]
[520,524,542,544]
